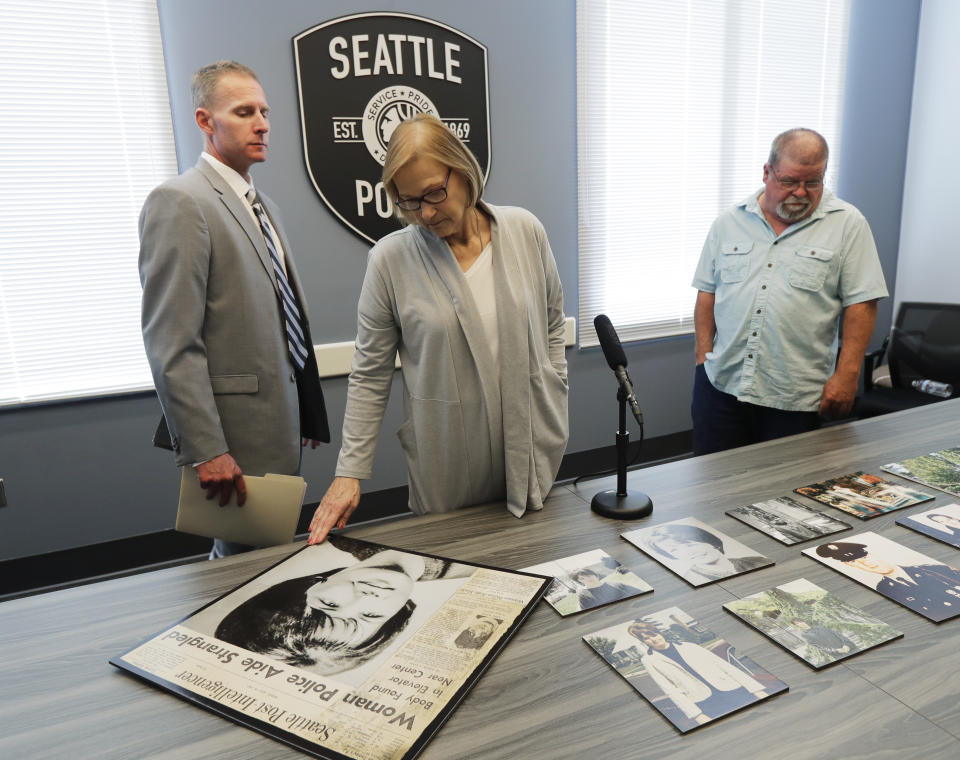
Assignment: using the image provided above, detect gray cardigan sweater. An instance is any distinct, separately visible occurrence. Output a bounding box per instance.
[335,203,569,517]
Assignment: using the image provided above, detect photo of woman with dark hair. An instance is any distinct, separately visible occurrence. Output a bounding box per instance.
[524,549,653,615]
[807,532,960,622]
[204,536,472,677]
[453,615,500,650]
[624,518,771,586]
[897,503,960,550]
[569,567,634,609]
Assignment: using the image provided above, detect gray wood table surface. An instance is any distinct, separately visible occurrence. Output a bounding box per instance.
[4,400,960,759]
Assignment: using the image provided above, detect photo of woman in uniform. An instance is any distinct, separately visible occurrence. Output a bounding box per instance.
[805,531,960,622]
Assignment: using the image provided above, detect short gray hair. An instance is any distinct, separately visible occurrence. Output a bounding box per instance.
[768,128,829,168]
[191,60,259,110]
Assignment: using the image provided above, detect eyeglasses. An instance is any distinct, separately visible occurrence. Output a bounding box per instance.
[394,168,452,211]
[769,165,823,192]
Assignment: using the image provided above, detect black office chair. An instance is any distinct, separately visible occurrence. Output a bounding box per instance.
[856,301,960,419]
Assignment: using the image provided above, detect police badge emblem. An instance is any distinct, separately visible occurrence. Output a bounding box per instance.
[294,13,491,244]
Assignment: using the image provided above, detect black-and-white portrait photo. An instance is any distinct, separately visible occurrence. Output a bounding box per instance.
[454,615,502,649]
[186,535,474,684]
[623,518,772,586]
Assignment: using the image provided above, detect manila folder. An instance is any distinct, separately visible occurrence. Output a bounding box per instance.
[175,468,306,547]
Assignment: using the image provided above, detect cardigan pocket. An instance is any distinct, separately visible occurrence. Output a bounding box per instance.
[398,396,473,512]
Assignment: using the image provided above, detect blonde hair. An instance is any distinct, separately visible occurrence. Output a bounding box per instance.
[382,114,484,225]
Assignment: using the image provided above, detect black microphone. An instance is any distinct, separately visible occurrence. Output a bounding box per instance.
[594,314,643,426]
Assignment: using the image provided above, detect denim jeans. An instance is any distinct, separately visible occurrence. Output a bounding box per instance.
[691,363,820,455]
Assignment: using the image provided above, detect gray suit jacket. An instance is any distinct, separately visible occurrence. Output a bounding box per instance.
[139,158,328,476]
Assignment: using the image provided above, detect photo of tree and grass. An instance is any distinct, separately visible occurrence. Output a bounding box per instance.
[724,578,901,669]
[883,447,960,498]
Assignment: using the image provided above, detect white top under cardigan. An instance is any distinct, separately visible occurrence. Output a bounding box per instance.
[335,203,569,518]
[463,241,498,365]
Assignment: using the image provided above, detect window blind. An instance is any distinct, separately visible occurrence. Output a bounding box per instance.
[577,0,851,346]
[0,0,178,406]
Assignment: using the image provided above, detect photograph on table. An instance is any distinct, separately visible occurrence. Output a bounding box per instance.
[727,495,851,545]
[622,517,773,587]
[793,471,934,520]
[723,578,902,669]
[583,606,787,733]
[523,549,652,615]
[803,531,960,622]
[883,447,960,499]
[111,535,550,760]
[897,503,960,549]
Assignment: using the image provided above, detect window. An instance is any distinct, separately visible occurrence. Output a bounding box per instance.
[577,0,851,346]
[0,0,178,406]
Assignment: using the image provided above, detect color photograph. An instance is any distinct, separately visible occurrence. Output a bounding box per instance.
[883,447,960,499]
[803,531,960,622]
[622,517,772,587]
[897,503,960,549]
[794,471,933,519]
[723,578,902,668]
[523,549,652,615]
[583,606,787,733]
[727,495,850,545]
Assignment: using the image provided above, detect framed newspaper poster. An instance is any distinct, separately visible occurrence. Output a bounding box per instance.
[111,535,550,759]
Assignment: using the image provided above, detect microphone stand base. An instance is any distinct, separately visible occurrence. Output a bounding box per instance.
[590,490,653,519]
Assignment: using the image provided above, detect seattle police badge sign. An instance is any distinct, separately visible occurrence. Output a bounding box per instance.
[294,13,491,244]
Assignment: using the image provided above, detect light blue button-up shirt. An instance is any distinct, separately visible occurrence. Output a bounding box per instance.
[692,190,888,412]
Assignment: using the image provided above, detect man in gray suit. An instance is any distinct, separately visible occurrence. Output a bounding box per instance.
[139,61,328,557]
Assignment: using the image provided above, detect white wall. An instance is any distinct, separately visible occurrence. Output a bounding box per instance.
[896,0,960,307]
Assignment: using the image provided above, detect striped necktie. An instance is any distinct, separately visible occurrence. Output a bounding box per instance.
[246,189,309,371]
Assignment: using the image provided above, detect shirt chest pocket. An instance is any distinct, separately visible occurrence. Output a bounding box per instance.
[719,241,752,283]
[789,246,834,291]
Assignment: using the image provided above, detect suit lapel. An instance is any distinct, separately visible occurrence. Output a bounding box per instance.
[194,159,280,296]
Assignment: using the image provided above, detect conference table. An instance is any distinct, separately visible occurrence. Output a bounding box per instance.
[4,400,960,759]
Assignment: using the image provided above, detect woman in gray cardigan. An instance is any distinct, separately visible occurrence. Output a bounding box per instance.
[308,114,568,543]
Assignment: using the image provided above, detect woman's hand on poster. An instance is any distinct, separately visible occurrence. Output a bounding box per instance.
[308,477,361,544]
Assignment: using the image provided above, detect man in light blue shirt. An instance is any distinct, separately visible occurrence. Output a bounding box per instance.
[691,128,887,455]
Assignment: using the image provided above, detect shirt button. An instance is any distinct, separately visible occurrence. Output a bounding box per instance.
[756,309,761,314]
[767,263,772,268]
[761,285,766,289]
[810,251,816,255]
[773,241,779,245]
[752,331,757,336]
[748,353,753,358]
